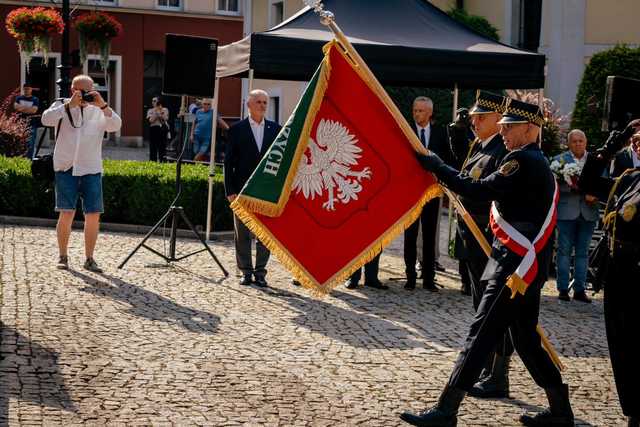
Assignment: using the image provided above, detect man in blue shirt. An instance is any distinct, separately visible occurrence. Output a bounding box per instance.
[189,99,213,161]
[14,83,40,159]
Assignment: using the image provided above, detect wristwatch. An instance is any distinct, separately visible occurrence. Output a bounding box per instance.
[100,104,109,110]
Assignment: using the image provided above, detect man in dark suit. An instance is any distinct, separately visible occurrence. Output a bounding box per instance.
[610,143,640,178]
[403,96,452,290]
[224,89,281,287]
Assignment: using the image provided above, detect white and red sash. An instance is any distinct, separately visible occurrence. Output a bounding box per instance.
[489,181,559,296]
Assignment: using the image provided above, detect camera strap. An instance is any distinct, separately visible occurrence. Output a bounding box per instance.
[64,102,84,128]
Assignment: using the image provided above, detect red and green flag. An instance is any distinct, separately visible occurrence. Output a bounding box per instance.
[231,40,441,295]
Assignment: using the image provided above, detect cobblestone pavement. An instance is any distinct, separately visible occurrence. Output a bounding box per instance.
[0,223,625,426]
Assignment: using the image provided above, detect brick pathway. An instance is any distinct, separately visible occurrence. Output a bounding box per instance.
[0,223,624,426]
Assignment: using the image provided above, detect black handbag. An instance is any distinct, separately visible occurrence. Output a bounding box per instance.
[31,118,61,184]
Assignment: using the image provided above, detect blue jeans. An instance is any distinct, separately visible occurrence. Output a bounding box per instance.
[555,217,596,293]
[25,126,38,159]
[192,135,210,156]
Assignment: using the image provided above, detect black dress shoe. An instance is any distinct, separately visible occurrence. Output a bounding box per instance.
[239,276,252,286]
[404,278,416,290]
[345,279,359,289]
[573,291,592,303]
[558,290,570,301]
[254,277,268,287]
[423,281,439,292]
[365,280,389,290]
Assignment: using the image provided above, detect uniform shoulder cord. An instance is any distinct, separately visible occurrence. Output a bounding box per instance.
[602,168,636,255]
[461,137,480,170]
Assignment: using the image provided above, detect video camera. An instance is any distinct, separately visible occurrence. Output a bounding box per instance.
[602,76,640,132]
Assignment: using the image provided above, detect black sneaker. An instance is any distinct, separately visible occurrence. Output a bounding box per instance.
[56,255,69,270]
[83,258,103,273]
[558,290,570,301]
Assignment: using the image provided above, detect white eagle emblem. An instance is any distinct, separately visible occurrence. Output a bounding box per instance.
[293,119,372,211]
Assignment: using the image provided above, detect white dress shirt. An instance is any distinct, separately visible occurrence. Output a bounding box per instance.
[416,123,431,148]
[249,116,265,152]
[571,151,587,168]
[41,100,122,176]
[480,133,498,149]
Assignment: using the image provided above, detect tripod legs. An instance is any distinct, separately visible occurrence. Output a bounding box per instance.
[118,206,228,278]
[177,207,228,276]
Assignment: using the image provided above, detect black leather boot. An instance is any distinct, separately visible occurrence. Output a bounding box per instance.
[520,384,574,426]
[400,386,466,426]
[629,416,639,427]
[476,351,495,382]
[468,354,510,398]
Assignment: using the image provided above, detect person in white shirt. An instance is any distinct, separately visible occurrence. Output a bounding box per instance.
[41,74,122,272]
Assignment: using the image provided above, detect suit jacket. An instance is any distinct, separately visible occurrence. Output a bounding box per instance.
[610,146,636,178]
[553,151,600,222]
[459,133,508,217]
[224,117,281,196]
[414,123,452,166]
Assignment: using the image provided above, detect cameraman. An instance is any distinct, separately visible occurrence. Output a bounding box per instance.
[41,74,122,272]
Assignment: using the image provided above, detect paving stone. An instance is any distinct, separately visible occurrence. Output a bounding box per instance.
[0,223,625,425]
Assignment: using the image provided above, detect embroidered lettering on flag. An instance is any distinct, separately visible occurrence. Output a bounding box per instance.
[231,41,441,295]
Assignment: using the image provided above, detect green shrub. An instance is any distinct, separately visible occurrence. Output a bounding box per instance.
[0,156,233,231]
[447,8,500,41]
[572,45,640,148]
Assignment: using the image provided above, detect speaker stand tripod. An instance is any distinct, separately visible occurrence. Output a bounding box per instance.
[118,97,228,277]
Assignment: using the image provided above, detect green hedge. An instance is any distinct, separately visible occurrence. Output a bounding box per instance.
[0,156,234,231]
[572,45,640,148]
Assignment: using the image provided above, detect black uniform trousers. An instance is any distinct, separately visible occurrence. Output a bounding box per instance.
[404,197,440,283]
[350,253,381,284]
[605,248,640,417]
[458,214,514,358]
[448,243,561,390]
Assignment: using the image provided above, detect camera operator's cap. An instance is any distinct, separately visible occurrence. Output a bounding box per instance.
[498,98,545,127]
[469,91,507,115]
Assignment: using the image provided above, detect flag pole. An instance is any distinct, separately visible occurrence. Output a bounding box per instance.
[305,0,564,372]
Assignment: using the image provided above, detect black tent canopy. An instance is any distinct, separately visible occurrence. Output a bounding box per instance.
[243,0,545,89]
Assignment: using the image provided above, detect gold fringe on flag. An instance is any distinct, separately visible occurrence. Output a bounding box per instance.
[231,184,442,296]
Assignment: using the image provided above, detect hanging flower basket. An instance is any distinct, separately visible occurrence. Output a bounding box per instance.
[74,12,123,71]
[5,7,64,69]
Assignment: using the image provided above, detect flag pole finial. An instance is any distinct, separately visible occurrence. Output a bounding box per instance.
[303,0,334,25]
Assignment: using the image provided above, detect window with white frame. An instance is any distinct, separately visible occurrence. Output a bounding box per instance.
[157,0,180,10]
[270,0,284,27]
[217,0,240,15]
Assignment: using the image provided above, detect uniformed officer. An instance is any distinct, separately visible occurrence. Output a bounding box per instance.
[578,120,640,427]
[458,92,514,399]
[400,99,574,427]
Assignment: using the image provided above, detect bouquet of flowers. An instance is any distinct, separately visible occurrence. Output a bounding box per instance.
[550,159,582,189]
[74,12,123,70]
[5,7,65,69]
